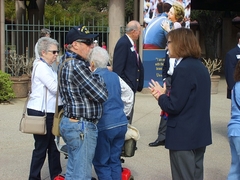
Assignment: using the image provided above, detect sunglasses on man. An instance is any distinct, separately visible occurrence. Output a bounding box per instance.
[76,39,93,46]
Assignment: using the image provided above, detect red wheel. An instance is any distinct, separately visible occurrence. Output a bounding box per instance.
[122,168,131,180]
[54,174,65,180]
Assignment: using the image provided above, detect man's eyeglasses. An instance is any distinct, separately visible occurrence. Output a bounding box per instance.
[76,39,93,46]
[48,50,59,54]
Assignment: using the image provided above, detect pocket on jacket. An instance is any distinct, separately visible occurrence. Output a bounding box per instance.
[167,119,177,128]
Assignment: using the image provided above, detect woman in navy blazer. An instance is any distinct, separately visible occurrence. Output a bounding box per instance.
[149,28,212,180]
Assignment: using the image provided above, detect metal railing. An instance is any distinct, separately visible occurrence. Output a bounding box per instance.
[5,16,109,74]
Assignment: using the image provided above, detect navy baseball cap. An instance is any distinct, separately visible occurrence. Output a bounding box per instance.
[66,25,98,44]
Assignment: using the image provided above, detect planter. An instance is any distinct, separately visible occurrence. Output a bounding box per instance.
[10,76,30,98]
[211,75,220,94]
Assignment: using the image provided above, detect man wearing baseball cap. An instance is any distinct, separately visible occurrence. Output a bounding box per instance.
[58,25,108,180]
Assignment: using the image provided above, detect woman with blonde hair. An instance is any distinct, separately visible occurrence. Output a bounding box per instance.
[162,2,185,32]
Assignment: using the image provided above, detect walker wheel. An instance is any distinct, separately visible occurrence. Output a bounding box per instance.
[129,175,134,180]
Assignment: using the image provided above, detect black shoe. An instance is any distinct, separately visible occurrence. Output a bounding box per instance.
[149,140,165,147]
[91,177,97,180]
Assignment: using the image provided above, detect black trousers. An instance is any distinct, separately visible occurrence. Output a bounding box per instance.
[156,116,167,141]
[169,147,206,180]
[155,76,171,141]
[28,109,62,180]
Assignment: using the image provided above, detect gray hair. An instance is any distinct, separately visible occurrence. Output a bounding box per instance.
[88,46,109,68]
[40,28,51,37]
[125,20,140,33]
[37,37,59,56]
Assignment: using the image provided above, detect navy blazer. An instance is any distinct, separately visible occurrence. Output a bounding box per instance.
[113,35,144,93]
[224,46,240,99]
[159,57,212,151]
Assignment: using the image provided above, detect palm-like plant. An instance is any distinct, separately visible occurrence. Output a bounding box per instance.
[202,58,222,76]
[5,54,34,77]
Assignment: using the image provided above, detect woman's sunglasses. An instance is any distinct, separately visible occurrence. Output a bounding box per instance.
[48,50,59,54]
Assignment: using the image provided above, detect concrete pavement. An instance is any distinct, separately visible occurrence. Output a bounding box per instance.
[0,78,231,180]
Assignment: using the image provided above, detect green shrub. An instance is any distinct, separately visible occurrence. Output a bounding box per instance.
[0,70,15,103]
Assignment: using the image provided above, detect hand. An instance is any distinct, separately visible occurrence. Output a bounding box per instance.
[148,79,166,100]
[161,20,170,32]
[107,65,112,71]
[89,61,95,72]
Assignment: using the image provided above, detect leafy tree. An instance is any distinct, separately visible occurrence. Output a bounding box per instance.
[44,0,108,26]
[45,3,70,25]
[125,0,134,21]
[89,0,108,12]
[191,10,240,59]
[4,0,15,20]
[191,10,223,59]
[5,0,134,26]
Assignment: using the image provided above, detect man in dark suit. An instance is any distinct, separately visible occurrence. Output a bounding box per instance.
[225,32,240,99]
[113,20,144,124]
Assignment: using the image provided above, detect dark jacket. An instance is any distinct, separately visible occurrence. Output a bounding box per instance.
[162,52,170,80]
[159,57,212,150]
[224,46,240,99]
[113,35,144,93]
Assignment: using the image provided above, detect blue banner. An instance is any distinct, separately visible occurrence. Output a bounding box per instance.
[142,49,166,87]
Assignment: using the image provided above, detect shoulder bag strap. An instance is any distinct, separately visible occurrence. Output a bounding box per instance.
[23,63,47,117]
[54,58,74,114]
[44,87,47,116]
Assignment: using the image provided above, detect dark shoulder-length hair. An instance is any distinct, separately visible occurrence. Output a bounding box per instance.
[167,28,201,59]
[234,60,240,82]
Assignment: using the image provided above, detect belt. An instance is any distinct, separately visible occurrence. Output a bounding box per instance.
[69,117,98,124]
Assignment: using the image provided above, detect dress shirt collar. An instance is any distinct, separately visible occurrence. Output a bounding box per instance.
[175,58,183,66]
[126,34,134,46]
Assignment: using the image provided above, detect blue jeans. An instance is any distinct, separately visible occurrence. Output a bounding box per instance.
[228,136,240,180]
[60,116,98,180]
[93,125,127,180]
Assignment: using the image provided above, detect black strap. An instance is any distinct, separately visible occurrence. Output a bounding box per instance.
[23,63,47,117]
[54,58,74,115]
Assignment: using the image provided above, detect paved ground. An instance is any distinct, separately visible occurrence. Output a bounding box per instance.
[0,78,231,180]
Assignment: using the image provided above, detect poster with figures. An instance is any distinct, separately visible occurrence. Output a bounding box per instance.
[142,0,191,87]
